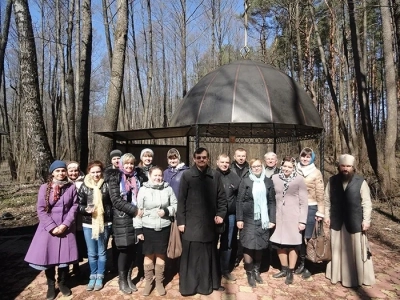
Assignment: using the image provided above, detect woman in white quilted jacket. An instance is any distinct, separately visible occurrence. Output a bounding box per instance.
[135,166,178,296]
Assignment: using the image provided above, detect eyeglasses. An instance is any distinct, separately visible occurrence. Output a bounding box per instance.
[195,156,208,160]
[251,165,262,169]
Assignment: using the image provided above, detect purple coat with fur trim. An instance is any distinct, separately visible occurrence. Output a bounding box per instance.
[25,182,78,266]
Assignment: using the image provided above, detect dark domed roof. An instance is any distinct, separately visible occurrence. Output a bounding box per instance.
[170,60,323,141]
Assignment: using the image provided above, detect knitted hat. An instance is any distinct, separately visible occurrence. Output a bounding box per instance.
[140,148,154,159]
[49,160,67,173]
[66,161,80,170]
[339,154,355,167]
[110,149,122,159]
[167,148,181,160]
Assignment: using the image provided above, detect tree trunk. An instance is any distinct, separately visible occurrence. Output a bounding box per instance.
[78,0,92,171]
[180,0,187,98]
[66,0,77,160]
[347,0,384,188]
[0,1,17,180]
[0,0,12,86]
[309,0,353,153]
[295,0,305,87]
[160,6,168,127]
[129,0,145,109]
[13,0,53,181]
[143,0,154,128]
[102,0,113,67]
[100,0,128,162]
[380,0,398,191]
[55,0,69,159]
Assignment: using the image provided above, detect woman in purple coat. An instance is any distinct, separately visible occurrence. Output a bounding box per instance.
[163,148,188,198]
[25,160,78,300]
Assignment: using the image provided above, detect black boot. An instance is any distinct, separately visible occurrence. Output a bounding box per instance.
[127,267,138,291]
[244,263,256,287]
[272,266,288,278]
[253,262,263,284]
[302,268,312,279]
[294,255,305,275]
[45,268,56,300]
[285,268,294,285]
[57,267,72,296]
[118,271,132,294]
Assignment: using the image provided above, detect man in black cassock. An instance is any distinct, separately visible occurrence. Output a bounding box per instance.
[177,147,227,296]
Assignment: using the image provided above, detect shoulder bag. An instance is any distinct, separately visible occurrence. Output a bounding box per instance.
[167,217,182,259]
[306,220,332,263]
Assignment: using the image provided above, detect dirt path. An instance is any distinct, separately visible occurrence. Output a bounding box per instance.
[1,233,399,300]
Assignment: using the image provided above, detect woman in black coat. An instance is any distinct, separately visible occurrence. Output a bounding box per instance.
[236,159,276,287]
[104,153,145,294]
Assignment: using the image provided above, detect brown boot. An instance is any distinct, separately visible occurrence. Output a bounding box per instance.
[155,264,166,296]
[142,264,154,296]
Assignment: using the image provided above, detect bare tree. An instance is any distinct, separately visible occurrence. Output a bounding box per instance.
[143,0,154,127]
[347,0,384,188]
[66,0,77,160]
[100,0,128,162]
[12,0,53,180]
[380,0,398,190]
[77,0,92,171]
[129,0,145,110]
[309,0,354,153]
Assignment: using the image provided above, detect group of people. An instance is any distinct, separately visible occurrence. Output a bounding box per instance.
[24,145,375,299]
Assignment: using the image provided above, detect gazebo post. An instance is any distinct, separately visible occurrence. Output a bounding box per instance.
[320,131,325,179]
[195,124,200,149]
[186,135,190,165]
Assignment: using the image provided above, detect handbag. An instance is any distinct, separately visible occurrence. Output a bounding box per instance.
[167,218,182,259]
[306,220,332,263]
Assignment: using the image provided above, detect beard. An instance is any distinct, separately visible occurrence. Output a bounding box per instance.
[339,170,354,181]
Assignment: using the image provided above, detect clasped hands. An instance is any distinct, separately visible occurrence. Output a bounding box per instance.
[137,209,165,218]
[51,224,67,236]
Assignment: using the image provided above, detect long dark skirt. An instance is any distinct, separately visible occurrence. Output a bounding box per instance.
[179,239,221,296]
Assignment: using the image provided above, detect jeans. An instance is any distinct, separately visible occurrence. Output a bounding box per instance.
[83,225,112,276]
[220,214,236,274]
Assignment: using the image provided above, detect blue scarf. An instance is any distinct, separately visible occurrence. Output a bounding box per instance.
[249,167,269,229]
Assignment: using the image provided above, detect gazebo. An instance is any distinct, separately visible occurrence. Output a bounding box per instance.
[96,60,324,167]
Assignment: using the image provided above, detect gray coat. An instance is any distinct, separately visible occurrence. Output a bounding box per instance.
[270,174,308,246]
[134,181,177,233]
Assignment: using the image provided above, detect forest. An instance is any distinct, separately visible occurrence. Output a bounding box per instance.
[0,0,399,199]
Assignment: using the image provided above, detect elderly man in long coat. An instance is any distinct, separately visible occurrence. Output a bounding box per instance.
[324,154,375,287]
[177,147,227,296]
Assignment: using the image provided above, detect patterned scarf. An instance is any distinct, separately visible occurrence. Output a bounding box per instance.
[249,167,269,230]
[279,170,297,199]
[84,175,105,240]
[52,179,69,202]
[119,169,139,205]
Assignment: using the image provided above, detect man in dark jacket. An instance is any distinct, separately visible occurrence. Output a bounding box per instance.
[216,154,240,281]
[230,148,249,178]
[177,147,227,296]
[230,148,249,267]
